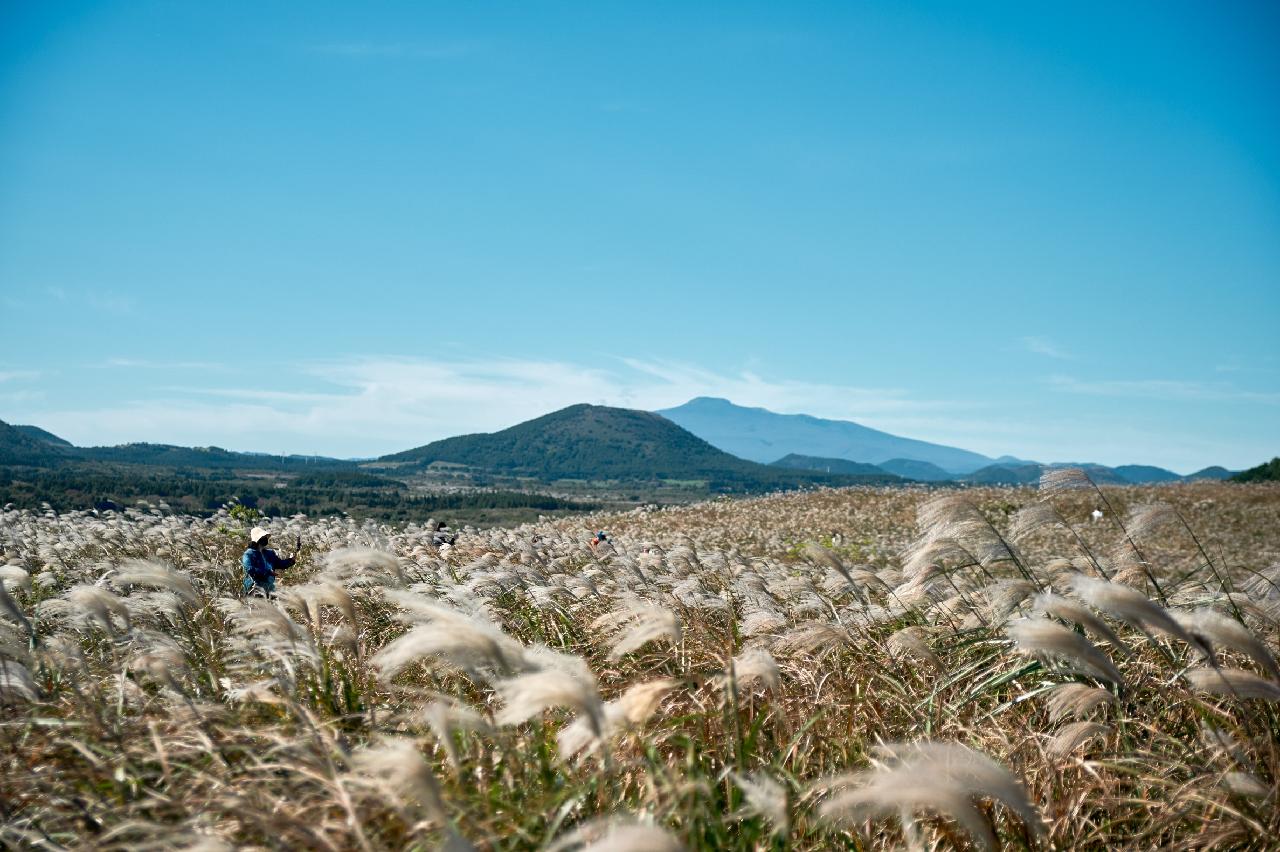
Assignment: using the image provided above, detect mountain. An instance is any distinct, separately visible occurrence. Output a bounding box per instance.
[74,443,351,471]
[770,454,901,478]
[1112,464,1182,484]
[962,462,1131,486]
[994,454,1039,466]
[0,419,71,464]
[963,463,1044,485]
[1185,466,1234,481]
[656,397,993,474]
[380,404,896,491]
[1232,458,1280,483]
[14,425,73,447]
[876,458,955,482]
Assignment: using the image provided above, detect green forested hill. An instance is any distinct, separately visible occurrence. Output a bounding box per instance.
[1232,458,1280,482]
[381,404,884,491]
[770,453,900,479]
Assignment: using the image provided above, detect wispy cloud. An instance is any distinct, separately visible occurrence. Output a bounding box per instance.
[1049,375,1280,404]
[0,369,40,383]
[94,358,227,371]
[11,356,1277,470]
[15,356,949,457]
[1022,336,1073,360]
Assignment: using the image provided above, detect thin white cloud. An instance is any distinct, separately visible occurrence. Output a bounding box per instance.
[16,356,949,457]
[0,369,40,382]
[94,358,228,371]
[1049,375,1280,404]
[1022,336,1073,360]
[13,356,1275,470]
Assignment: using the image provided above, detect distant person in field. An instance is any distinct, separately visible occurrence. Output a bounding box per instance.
[590,530,613,554]
[242,526,297,598]
[431,520,457,547]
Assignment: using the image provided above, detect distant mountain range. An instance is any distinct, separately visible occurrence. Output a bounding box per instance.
[655,398,1241,484]
[0,398,1258,519]
[658,397,993,473]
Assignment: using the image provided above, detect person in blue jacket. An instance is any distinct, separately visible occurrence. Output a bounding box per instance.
[242,526,297,598]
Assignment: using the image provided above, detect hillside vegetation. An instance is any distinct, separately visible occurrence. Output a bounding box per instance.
[1233,457,1280,483]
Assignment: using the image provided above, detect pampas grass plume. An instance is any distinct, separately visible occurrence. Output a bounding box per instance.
[1048,721,1110,758]
[1184,667,1280,702]
[1007,618,1124,687]
[1044,683,1116,722]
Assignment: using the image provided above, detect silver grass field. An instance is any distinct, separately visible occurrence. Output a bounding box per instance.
[1,475,1278,850]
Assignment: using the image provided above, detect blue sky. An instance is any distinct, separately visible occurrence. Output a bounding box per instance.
[1,1,1277,472]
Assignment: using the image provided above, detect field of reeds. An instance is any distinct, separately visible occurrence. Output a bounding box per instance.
[2,474,1278,850]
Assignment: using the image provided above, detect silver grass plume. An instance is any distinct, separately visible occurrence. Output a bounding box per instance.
[232,599,307,641]
[717,648,781,695]
[319,547,406,586]
[1047,721,1110,758]
[1068,575,1193,645]
[887,626,943,673]
[1125,502,1179,540]
[1032,592,1133,657]
[373,593,527,679]
[1044,683,1116,723]
[815,741,1043,851]
[224,679,286,705]
[983,580,1038,624]
[0,622,28,664]
[803,542,864,594]
[1007,618,1124,687]
[739,609,788,638]
[283,581,359,631]
[1039,466,1093,495]
[557,677,678,762]
[1184,667,1280,702]
[494,662,606,736]
[113,559,200,606]
[1200,723,1252,768]
[0,565,30,592]
[348,737,445,821]
[594,600,681,659]
[902,538,976,581]
[1220,772,1270,799]
[1174,609,1280,680]
[0,660,37,702]
[547,817,685,852]
[730,771,789,837]
[772,622,852,658]
[1008,502,1064,542]
[422,696,492,767]
[66,585,132,632]
[0,583,33,640]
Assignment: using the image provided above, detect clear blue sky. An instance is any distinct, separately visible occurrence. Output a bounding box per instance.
[1,1,1277,472]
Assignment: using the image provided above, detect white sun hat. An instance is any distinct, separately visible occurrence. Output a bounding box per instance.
[250,526,271,543]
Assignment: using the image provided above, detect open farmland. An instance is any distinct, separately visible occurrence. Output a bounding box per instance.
[2,477,1279,850]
